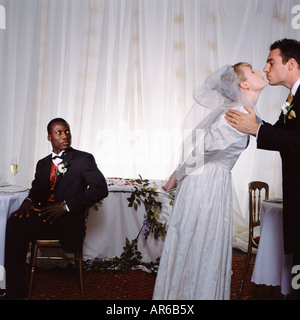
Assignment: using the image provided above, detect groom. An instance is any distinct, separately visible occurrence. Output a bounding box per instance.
[225,39,300,296]
[1,118,108,299]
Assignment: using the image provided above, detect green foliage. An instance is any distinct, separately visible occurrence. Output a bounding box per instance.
[127,175,166,240]
[83,237,160,273]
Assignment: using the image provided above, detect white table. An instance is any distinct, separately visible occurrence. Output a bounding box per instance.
[83,178,172,263]
[0,187,29,289]
[251,200,293,295]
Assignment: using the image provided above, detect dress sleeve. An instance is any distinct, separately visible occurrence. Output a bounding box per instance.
[205,106,249,152]
[175,106,248,181]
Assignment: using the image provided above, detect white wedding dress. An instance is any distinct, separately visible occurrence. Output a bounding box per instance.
[153,105,250,300]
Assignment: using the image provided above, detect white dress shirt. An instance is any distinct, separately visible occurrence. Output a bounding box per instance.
[291,78,300,96]
[51,150,69,211]
[51,150,65,166]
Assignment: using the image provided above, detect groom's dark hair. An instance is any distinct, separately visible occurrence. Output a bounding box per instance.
[47,118,69,134]
[270,38,300,68]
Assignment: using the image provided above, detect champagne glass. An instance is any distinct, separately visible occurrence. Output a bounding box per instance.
[10,157,18,185]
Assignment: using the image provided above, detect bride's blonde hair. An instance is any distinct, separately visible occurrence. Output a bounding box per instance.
[233,62,252,84]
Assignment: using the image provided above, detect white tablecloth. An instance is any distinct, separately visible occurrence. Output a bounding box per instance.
[0,188,29,289]
[83,178,172,262]
[251,200,292,295]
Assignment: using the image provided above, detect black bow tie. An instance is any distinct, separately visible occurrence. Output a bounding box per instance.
[52,152,65,160]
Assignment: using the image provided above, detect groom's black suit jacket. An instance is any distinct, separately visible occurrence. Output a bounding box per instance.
[257,86,300,262]
[28,147,108,252]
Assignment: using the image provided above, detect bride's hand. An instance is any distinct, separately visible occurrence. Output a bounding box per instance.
[162,172,177,191]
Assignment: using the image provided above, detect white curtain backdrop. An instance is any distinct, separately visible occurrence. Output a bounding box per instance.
[0,0,299,251]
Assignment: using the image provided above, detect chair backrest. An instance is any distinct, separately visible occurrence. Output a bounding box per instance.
[248,181,269,245]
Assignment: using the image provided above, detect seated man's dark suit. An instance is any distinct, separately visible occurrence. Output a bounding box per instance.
[4,147,108,297]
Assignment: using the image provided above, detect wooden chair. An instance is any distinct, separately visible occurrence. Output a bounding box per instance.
[239,181,269,294]
[28,208,89,298]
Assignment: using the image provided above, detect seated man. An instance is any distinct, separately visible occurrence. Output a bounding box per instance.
[1,118,108,299]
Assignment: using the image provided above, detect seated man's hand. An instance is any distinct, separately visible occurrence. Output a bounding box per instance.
[10,199,33,219]
[39,203,67,224]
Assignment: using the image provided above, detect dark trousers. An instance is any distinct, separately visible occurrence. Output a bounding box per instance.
[4,212,59,296]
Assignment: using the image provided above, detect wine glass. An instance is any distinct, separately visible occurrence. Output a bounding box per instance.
[10,157,18,185]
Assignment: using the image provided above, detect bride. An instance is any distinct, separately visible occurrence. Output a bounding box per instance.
[153,63,267,300]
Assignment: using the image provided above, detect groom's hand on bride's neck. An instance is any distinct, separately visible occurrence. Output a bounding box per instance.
[225,107,260,136]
